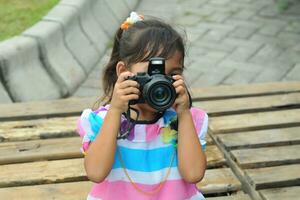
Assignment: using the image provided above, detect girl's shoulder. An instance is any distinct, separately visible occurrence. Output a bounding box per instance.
[77,105,109,138]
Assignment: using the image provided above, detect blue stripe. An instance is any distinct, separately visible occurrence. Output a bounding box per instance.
[87,112,104,141]
[113,145,177,172]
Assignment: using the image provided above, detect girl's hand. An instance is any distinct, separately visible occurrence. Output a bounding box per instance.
[172,75,190,115]
[110,71,140,113]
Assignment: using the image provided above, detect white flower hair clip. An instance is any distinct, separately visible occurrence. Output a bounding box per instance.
[121,11,144,30]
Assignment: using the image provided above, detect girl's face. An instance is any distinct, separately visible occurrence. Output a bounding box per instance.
[129,50,184,114]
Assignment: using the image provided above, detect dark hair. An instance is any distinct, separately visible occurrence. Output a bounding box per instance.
[92,18,186,110]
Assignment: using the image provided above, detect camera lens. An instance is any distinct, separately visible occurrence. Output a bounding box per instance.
[151,85,171,104]
[146,82,176,111]
[143,75,176,111]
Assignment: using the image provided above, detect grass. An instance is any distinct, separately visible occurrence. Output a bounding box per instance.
[0,0,59,41]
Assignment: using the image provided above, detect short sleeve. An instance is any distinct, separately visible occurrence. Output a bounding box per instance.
[76,106,108,154]
[190,107,209,151]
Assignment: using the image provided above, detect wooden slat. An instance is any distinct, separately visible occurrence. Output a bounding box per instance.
[245,164,300,189]
[230,145,300,168]
[197,168,241,194]
[0,137,82,165]
[0,96,98,121]
[0,116,78,142]
[191,81,300,100]
[206,145,226,168]
[0,137,224,169]
[259,186,300,200]
[0,181,92,200]
[207,193,251,200]
[217,127,300,149]
[209,109,300,134]
[194,92,300,116]
[0,82,299,120]
[0,158,86,188]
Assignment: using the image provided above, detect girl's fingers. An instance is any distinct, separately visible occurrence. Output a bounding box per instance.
[172,75,184,81]
[121,87,140,95]
[118,80,139,89]
[175,85,185,95]
[122,94,139,101]
[172,75,186,88]
[117,71,134,83]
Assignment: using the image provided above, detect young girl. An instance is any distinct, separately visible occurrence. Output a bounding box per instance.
[77,12,208,200]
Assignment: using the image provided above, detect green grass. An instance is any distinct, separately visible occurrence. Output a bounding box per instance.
[0,0,59,41]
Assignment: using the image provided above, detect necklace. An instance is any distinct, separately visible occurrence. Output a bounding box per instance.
[117,146,176,196]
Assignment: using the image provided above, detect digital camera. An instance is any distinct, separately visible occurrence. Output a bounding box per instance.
[126,57,176,112]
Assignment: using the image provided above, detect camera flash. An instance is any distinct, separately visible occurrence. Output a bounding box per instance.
[151,60,163,65]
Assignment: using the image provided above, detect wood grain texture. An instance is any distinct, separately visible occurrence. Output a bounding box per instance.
[217,127,300,149]
[191,81,300,100]
[0,116,78,142]
[245,164,300,189]
[197,168,241,194]
[230,145,300,168]
[259,186,300,200]
[209,109,300,134]
[0,181,92,200]
[194,92,300,116]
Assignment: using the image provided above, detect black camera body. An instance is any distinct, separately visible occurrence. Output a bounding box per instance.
[126,57,177,112]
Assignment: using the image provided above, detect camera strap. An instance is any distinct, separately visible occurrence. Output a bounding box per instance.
[117,105,139,140]
[117,105,165,140]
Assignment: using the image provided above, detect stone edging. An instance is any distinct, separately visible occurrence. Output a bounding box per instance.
[0,0,140,103]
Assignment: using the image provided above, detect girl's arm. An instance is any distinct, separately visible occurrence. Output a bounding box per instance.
[177,110,206,184]
[84,71,139,183]
[172,75,206,183]
[84,108,122,183]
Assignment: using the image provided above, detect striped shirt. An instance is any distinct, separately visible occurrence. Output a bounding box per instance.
[77,105,208,200]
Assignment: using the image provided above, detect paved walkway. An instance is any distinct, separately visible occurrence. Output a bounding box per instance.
[73,0,300,97]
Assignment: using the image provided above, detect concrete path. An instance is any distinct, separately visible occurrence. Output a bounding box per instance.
[73,0,300,97]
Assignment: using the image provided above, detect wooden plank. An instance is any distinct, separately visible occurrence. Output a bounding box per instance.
[230,144,300,168]
[0,158,86,188]
[0,137,223,169]
[0,137,82,165]
[191,81,300,100]
[209,109,300,134]
[207,193,251,200]
[259,186,300,200]
[245,164,300,189]
[217,127,300,149]
[197,168,241,194]
[194,92,300,116]
[0,181,92,200]
[0,96,98,121]
[0,116,78,142]
[0,158,239,195]
[0,81,299,120]
[206,145,226,168]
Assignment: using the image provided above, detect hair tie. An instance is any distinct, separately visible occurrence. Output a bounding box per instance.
[121,11,144,30]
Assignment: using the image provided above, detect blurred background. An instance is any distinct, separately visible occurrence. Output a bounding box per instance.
[0,0,299,103]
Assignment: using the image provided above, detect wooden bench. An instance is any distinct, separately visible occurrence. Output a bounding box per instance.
[1,81,299,199]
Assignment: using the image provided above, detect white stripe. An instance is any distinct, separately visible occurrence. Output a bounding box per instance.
[117,133,172,150]
[106,167,182,185]
[188,192,206,200]
[199,113,208,146]
[87,194,102,200]
[131,124,147,141]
